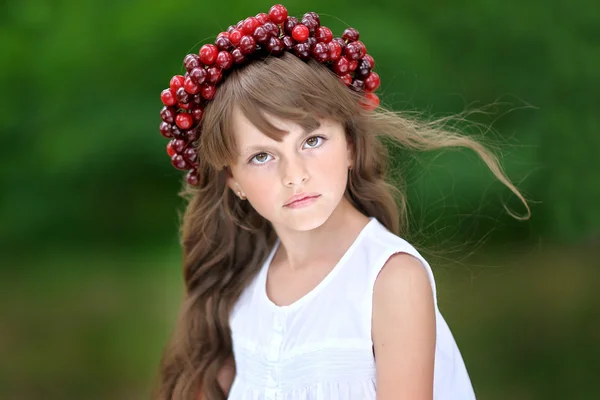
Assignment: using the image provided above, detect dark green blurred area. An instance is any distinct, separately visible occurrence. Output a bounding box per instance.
[1,0,598,399]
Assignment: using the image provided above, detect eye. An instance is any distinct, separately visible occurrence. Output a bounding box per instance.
[304,135,326,148]
[248,136,326,166]
[249,152,272,165]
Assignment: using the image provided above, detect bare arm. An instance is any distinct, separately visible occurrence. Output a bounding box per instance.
[372,253,436,400]
[217,356,236,397]
[195,356,236,400]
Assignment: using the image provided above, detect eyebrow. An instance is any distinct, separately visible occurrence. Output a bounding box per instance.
[242,125,321,155]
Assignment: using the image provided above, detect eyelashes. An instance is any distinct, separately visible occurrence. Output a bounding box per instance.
[248,135,327,166]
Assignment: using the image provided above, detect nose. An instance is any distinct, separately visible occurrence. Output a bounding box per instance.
[281,154,309,187]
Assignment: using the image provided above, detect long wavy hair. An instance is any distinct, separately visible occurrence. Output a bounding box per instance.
[153,51,530,399]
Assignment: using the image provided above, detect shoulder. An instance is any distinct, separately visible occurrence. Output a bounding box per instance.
[363,218,438,307]
[372,252,434,305]
[371,252,436,398]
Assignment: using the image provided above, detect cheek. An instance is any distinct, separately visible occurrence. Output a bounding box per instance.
[238,167,278,197]
[239,169,281,218]
[313,144,349,183]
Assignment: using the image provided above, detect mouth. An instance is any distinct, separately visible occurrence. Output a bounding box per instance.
[284,194,321,207]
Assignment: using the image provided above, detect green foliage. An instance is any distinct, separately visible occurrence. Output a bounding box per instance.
[3,245,598,399]
[2,1,598,399]
[1,0,597,247]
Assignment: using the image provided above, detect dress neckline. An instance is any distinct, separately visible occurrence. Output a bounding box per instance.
[259,216,378,312]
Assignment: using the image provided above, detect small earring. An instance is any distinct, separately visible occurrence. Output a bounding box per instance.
[237,191,246,200]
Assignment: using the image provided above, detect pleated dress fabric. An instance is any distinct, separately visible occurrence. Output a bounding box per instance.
[228,217,476,399]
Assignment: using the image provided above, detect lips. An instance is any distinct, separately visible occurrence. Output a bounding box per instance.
[284,193,320,206]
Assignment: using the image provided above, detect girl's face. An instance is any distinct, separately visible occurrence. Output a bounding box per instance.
[227,106,353,231]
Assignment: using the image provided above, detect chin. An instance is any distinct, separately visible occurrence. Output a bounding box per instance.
[273,207,333,232]
[287,217,327,232]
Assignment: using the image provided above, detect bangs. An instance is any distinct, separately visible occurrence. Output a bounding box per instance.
[235,94,321,140]
[200,52,362,168]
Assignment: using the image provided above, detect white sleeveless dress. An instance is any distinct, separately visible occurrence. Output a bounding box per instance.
[228,216,476,399]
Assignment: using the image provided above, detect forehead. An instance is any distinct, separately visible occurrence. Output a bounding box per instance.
[231,105,319,144]
[232,106,285,133]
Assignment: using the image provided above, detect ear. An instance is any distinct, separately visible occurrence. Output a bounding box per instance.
[346,136,355,169]
[225,166,245,197]
[225,166,236,192]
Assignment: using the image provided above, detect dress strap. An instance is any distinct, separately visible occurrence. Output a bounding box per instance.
[364,220,440,335]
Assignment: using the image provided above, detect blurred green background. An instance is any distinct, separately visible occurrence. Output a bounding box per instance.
[1,0,598,399]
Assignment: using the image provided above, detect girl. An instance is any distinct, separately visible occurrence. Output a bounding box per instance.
[154,4,530,400]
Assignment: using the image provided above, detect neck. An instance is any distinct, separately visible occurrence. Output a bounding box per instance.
[271,198,371,272]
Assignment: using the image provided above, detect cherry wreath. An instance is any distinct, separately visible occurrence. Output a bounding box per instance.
[158,4,381,186]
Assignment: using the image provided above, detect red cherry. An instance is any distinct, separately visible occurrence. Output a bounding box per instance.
[206,66,222,84]
[332,37,345,48]
[263,21,279,37]
[201,84,216,100]
[328,41,342,61]
[216,51,233,70]
[167,141,176,157]
[183,54,200,71]
[355,58,372,78]
[363,54,375,69]
[185,128,199,142]
[311,42,329,63]
[171,126,183,139]
[169,75,185,91]
[361,92,380,110]
[333,56,350,75]
[344,41,363,60]
[171,154,188,170]
[231,48,246,64]
[301,13,320,34]
[315,26,333,43]
[178,101,193,110]
[242,17,260,35]
[348,60,358,71]
[267,37,284,55]
[229,29,242,45]
[191,107,204,121]
[340,74,352,86]
[215,33,232,51]
[364,72,380,92]
[172,139,186,153]
[160,106,176,123]
[282,35,296,50]
[293,42,311,60]
[268,4,288,24]
[183,147,198,163]
[183,76,201,95]
[161,88,177,106]
[160,122,173,138]
[342,28,360,42]
[199,44,218,65]
[255,12,270,25]
[303,12,320,25]
[350,78,365,92]
[354,40,367,59]
[176,87,190,103]
[190,67,207,85]
[253,25,270,44]
[192,94,203,105]
[283,16,299,36]
[239,35,256,55]
[176,113,194,130]
[292,24,309,42]
[186,169,199,186]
